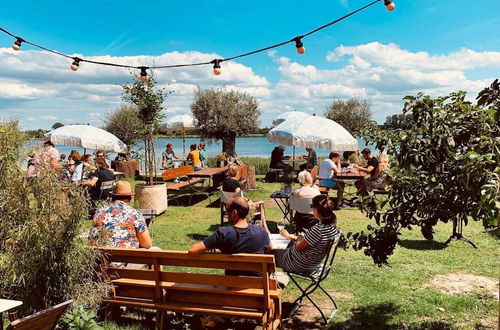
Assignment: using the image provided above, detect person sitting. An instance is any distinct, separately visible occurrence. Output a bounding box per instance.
[114,152,129,162]
[358,151,390,195]
[72,154,93,183]
[299,147,317,171]
[42,141,62,170]
[59,153,67,164]
[83,158,116,201]
[95,150,109,168]
[269,145,291,171]
[187,144,202,170]
[189,196,270,275]
[198,143,207,167]
[291,170,321,232]
[318,152,346,207]
[88,181,152,249]
[161,143,179,169]
[222,164,241,193]
[354,148,379,194]
[273,194,341,275]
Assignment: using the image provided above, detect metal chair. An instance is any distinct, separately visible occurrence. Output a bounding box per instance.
[95,180,115,208]
[288,194,314,233]
[287,229,342,324]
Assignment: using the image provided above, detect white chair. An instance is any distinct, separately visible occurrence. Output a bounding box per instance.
[288,194,314,233]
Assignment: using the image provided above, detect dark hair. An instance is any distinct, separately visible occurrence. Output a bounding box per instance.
[329,152,340,160]
[226,197,249,219]
[312,194,336,225]
[190,144,197,150]
[44,141,54,147]
[83,154,92,162]
[95,158,109,169]
[166,143,173,149]
[60,154,66,159]
[361,148,371,155]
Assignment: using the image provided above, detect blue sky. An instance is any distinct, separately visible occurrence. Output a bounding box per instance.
[1,0,499,130]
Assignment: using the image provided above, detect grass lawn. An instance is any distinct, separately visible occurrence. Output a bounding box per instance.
[107,178,498,329]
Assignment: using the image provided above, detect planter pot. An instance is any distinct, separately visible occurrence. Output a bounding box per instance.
[135,182,167,214]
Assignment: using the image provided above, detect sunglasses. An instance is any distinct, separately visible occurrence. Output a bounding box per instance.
[97,155,104,158]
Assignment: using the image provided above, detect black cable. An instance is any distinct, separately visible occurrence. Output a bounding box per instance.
[0,0,383,70]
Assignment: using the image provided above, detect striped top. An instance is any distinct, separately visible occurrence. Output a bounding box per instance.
[281,224,340,275]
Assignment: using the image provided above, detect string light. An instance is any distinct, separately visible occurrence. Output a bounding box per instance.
[139,67,149,81]
[71,57,81,71]
[0,0,390,76]
[384,0,396,11]
[212,59,222,75]
[294,37,305,54]
[12,37,23,51]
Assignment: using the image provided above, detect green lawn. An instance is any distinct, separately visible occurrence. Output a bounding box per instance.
[109,178,499,329]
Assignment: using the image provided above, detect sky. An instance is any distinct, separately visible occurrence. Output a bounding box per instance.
[0,0,499,130]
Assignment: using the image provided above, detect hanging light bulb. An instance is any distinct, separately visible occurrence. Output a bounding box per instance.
[139,67,149,81]
[12,37,23,51]
[384,0,396,11]
[294,37,305,54]
[70,58,81,71]
[212,59,222,75]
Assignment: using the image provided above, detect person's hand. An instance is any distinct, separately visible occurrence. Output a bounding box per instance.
[279,228,290,239]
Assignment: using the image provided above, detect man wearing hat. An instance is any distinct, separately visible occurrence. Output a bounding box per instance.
[354,148,379,193]
[88,181,152,249]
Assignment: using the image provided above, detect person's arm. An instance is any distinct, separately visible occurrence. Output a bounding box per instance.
[188,241,208,254]
[355,164,374,174]
[280,229,311,251]
[137,229,152,249]
[82,176,98,187]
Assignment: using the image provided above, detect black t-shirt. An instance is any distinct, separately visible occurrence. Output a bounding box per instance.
[89,169,116,199]
[270,147,284,168]
[203,225,270,276]
[309,150,318,167]
[367,157,379,177]
[222,178,241,192]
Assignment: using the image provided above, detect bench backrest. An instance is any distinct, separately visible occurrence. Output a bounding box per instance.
[98,248,277,309]
[162,165,194,181]
[310,165,319,183]
[238,165,249,180]
[8,300,73,330]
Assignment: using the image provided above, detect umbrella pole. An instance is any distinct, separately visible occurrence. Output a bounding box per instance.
[83,148,87,156]
[293,146,295,160]
[182,126,186,157]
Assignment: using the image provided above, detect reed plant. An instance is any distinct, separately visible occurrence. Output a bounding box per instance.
[207,156,270,175]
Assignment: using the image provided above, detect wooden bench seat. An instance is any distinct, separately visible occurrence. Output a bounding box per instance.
[166,177,204,191]
[162,165,206,192]
[98,248,282,329]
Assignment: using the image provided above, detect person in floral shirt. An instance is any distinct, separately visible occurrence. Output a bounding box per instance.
[89,181,152,249]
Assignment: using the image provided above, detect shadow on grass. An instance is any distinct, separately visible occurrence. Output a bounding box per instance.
[410,320,455,329]
[328,302,400,329]
[485,227,500,240]
[399,239,445,250]
[167,193,212,206]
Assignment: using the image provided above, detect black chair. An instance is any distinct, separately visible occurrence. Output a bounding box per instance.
[287,229,342,324]
[94,180,115,208]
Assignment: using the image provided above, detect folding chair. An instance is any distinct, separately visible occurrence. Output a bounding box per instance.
[287,229,342,324]
[138,209,157,227]
[95,180,115,208]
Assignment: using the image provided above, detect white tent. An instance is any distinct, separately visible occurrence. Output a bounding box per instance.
[44,125,127,153]
[267,116,359,151]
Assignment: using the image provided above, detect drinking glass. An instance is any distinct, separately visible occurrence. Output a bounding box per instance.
[277,218,286,232]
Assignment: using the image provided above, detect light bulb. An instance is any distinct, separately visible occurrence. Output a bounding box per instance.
[212,59,222,75]
[294,37,305,54]
[12,38,22,51]
[139,67,148,81]
[71,58,80,71]
[384,0,395,11]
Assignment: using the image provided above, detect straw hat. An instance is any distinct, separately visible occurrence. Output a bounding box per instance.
[111,181,134,196]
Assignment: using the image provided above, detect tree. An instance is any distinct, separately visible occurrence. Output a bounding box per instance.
[122,72,171,185]
[324,97,371,136]
[51,122,64,130]
[383,113,413,130]
[349,85,499,265]
[190,88,261,156]
[103,104,143,147]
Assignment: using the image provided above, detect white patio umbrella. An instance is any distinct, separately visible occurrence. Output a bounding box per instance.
[44,125,127,153]
[165,114,196,156]
[272,111,311,126]
[267,116,359,151]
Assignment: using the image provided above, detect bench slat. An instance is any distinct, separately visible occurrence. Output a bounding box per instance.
[165,290,264,309]
[162,165,194,181]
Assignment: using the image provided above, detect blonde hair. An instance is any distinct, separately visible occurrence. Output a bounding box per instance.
[378,151,389,165]
[228,164,239,178]
[298,170,313,186]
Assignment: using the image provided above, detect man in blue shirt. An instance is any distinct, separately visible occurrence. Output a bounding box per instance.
[189,196,270,274]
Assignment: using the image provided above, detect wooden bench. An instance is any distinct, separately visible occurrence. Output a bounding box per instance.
[238,165,249,186]
[162,165,204,191]
[98,248,282,329]
[8,300,73,330]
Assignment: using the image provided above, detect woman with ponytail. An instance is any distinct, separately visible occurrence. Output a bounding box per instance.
[273,194,340,275]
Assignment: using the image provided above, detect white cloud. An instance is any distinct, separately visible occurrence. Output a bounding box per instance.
[41,115,57,120]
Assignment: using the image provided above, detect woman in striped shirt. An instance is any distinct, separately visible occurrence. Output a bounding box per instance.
[273,194,340,275]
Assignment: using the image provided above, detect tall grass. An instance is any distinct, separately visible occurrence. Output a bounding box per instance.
[207,156,270,175]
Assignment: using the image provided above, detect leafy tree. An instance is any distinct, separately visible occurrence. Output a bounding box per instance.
[383,113,413,130]
[103,104,143,147]
[23,128,47,139]
[51,122,64,130]
[122,72,172,185]
[349,84,499,265]
[190,88,261,156]
[324,97,371,136]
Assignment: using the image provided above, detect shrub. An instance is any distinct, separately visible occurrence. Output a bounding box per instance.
[0,119,107,316]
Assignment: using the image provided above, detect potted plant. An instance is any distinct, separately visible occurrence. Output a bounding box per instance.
[122,71,173,214]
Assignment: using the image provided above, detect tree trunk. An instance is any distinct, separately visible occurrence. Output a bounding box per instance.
[222,134,236,157]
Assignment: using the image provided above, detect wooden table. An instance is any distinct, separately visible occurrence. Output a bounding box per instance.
[336,168,365,200]
[0,298,22,326]
[186,167,228,194]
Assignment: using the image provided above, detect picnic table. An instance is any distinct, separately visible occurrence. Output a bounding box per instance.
[268,233,290,250]
[335,168,365,200]
[186,166,228,191]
